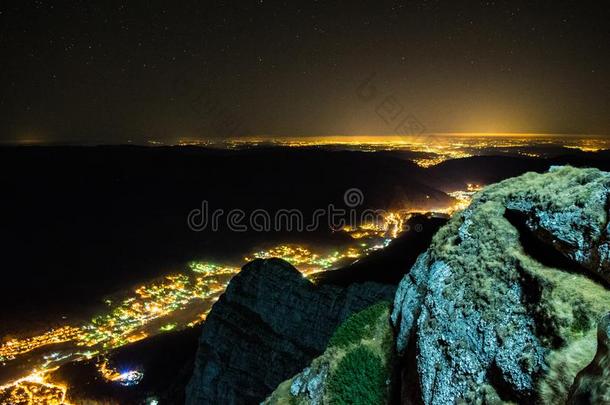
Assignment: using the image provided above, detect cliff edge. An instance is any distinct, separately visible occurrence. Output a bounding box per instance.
[185,258,395,404]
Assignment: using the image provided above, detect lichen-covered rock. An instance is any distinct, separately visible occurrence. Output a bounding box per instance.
[392,166,610,404]
[264,354,330,405]
[264,302,396,405]
[568,313,610,404]
[502,166,610,284]
[391,252,432,353]
[289,362,330,404]
[185,259,395,405]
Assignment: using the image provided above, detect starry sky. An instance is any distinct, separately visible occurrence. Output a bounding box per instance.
[0,1,609,143]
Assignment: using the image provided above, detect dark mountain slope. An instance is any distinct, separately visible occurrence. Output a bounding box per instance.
[185,259,395,404]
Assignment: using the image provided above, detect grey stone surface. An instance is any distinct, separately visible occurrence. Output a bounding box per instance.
[504,166,610,284]
[185,258,395,405]
[395,253,544,405]
[392,166,610,404]
[287,361,329,405]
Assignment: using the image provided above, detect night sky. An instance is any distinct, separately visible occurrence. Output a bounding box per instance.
[0,1,608,143]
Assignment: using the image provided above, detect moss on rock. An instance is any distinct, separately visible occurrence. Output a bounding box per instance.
[264,301,395,405]
[326,346,387,405]
[328,301,392,349]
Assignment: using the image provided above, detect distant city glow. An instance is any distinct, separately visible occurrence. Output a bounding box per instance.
[172,133,610,167]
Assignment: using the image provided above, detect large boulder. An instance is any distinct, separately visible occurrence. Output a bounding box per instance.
[503,166,610,285]
[392,166,610,404]
[185,258,395,404]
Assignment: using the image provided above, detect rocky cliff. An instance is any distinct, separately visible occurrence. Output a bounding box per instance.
[185,258,395,404]
[392,166,610,404]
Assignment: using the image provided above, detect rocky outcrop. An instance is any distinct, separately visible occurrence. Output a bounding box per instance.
[392,166,610,404]
[185,258,395,404]
[568,313,610,404]
[264,302,396,405]
[504,166,610,285]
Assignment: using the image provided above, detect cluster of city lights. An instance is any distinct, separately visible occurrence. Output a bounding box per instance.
[0,326,81,362]
[244,245,361,275]
[187,262,239,275]
[97,359,144,387]
[78,273,226,349]
[0,368,72,405]
[447,183,483,212]
[341,211,408,239]
[0,266,233,403]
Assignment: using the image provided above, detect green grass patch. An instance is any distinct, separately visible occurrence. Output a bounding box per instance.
[327,346,388,405]
[328,301,390,349]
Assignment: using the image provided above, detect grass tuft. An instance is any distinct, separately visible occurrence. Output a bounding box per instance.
[326,345,388,405]
[328,301,391,349]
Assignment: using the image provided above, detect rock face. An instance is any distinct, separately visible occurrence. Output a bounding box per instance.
[392,166,610,404]
[264,302,396,405]
[504,166,610,285]
[185,258,395,405]
[568,313,610,404]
